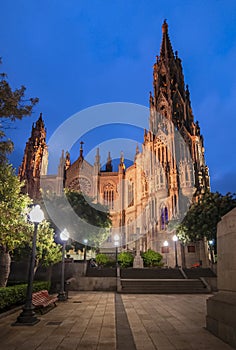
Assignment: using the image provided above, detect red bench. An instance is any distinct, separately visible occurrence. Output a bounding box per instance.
[32,290,57,313]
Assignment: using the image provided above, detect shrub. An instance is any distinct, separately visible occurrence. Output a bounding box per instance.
[0,281,50,312]
[141,249,163,267]
[118,251,134,268]
[95,253,111,266]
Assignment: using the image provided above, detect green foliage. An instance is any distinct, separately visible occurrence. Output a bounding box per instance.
[177,191,236,244]
[35,221,61,269]
[95,253,111,266]
[141,249,163,267]
[0,61,38,162]
[0,281,50,312]
[0,162,32,253]
[14,221,61,271]
[118,251,134,268]
[43,190,111,248]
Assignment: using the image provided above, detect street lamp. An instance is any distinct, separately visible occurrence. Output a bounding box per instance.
[163,240,169,267]
[114,234,120,267]
[58,228,69,301]
[172,234,178,268]
[208,239,214,264]
[14,205,44,326]
[83,238,88,261]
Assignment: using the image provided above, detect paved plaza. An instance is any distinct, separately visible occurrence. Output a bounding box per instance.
[0,292,233,350]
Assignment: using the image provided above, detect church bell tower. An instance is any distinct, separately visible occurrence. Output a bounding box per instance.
[18,113,48,200]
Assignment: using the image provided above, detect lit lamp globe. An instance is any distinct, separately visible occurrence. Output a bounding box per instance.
[60,228,69,242]
[164,240,169,247]
[172,235,178,242]
[114,234,120,246]
[29,205,44,223]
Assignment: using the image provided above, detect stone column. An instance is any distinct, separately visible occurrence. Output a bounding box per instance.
[133,238,144,268]
[206,207,236,348]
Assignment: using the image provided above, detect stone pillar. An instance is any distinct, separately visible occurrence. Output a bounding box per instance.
[133,238,144,268]
[206,208,236,348]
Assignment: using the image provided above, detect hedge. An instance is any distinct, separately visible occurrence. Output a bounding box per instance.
[0,281,50,312]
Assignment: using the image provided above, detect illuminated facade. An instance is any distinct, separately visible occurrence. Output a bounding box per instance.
[19,21,210,267]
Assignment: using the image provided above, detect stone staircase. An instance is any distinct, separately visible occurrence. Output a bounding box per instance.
[120,268,184,279]
[119,278,210,294]
[119,267,213,294]
[183,268,216,279]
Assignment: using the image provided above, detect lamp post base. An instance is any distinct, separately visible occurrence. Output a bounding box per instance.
[12,307,40,326]
[58,291,67,301]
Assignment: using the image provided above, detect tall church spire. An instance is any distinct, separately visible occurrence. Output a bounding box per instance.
[18,113,47,200]
[152,21,190,126]
[160,20,174,60]
[149,21,210,196]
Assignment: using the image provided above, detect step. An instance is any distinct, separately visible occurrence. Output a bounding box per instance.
[120,278,210,294]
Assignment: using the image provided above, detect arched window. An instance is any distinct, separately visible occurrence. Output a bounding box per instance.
[103,183,115,209]
[161,206,168,230]
[128,181,134,207]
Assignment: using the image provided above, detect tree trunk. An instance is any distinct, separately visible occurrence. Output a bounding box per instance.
[0,247,11,287]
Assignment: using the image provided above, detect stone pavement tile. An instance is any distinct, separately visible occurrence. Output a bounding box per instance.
[76,339,98,349]
[27,335,65,350]
[183,330,234,350]
[122,294,234,350]
[54,335,80,350]
[99,325,116,339]
[97,341,116,350]
[0,292,116,350]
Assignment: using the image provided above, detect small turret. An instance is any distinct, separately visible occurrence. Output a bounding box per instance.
[119,151,126,174]
[79,141,84,161]
[105,152,113,172]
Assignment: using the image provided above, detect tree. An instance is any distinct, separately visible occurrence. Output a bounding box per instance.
[177,191,236,247]
[14,221,62,273]
[0,162,61,287]
[43,190,112,248]
[0,59,38,162]
[0,162,32,286]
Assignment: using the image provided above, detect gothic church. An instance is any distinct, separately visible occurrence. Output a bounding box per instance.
[19,21,210,267]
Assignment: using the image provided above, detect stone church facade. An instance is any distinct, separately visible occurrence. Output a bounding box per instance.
[19,21,210,267]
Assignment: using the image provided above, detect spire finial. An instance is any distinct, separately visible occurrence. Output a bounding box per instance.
[79,141,84,159]
[162,19,168,33]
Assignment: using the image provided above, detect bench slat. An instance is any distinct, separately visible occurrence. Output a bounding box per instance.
[32,290,58,308]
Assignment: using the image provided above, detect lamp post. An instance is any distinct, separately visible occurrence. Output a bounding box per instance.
[14,205,44,326]
[114,234,120,267]
[208,239,214,264]
[163,240,169,267]
[172,234,178,268]
[83,239,88,262]
[58,228,69,301]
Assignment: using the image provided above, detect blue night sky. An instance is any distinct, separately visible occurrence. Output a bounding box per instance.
[1,0,236,194]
